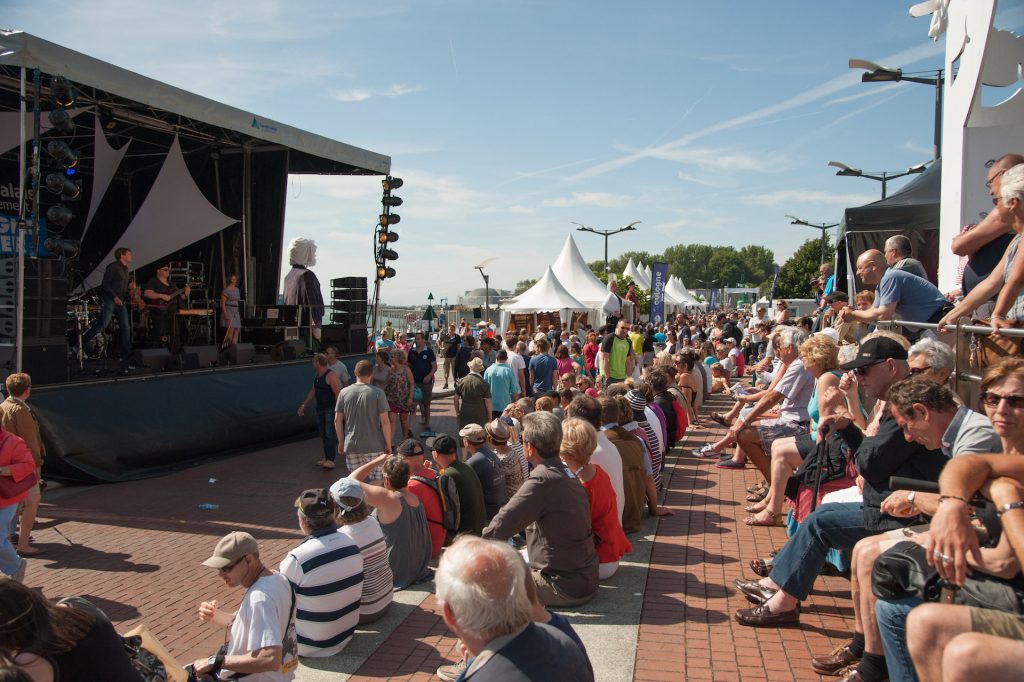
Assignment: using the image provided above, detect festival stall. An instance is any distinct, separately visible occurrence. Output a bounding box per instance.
[500,266,592,333]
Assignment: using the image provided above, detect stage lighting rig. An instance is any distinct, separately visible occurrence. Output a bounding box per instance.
[48,109,75,136]
[46,205,74,228]
[50,75,77,108]
[46,140,78,169]
[376,176,404,281]
[44,172,81,199]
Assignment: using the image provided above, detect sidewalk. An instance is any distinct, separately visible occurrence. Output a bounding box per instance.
[20,388,855,680]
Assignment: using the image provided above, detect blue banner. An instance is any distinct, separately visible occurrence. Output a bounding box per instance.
[0,214,50,256]
[768,263,781,303]
[709,287,719,311]
[649,261,669,324]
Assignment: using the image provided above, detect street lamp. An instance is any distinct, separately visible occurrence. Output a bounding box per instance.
[785,215,839,265]
[572,221,641,278]
[827,160,928,199]
[848,59,943,161]
[474,258,495,322]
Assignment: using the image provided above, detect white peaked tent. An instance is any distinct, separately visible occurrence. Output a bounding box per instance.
[552,235,613,307]
[668,276,703,308]
[622,258,650,289]
[642,263,653,283]
[500,267,591,331]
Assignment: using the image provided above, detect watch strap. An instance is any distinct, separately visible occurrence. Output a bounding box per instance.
[997,501,1024,516]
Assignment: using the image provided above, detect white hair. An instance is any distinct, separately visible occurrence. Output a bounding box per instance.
[1000,164,1024,204]
[908,337,955,373]
[435,536,531,643]
[775,325,808,350]
[288,237,317,266]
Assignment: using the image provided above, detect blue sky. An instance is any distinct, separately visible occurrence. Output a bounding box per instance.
[6,1,1024,305]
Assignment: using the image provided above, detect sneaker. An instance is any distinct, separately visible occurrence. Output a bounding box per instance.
[716,459,746,469]
[315,459,327,467]
[436,659,467,682]
[695,444,719,458]
[321,460,336,470]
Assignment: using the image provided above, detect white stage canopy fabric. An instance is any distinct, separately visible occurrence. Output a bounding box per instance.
[83,118,130,238]
[81,135,237,290]
[551,234,613,307]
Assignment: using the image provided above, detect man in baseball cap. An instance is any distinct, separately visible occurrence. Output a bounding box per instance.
[430,433,486,536]
[192,531,298,678]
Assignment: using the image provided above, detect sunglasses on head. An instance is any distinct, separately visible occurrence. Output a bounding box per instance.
[980,392,1024,409]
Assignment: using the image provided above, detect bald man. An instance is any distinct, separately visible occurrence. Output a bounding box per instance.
[839,249,950,340]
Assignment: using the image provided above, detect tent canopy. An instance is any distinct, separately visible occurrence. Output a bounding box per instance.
[503,266,589,313]
[551,234,613,307]
[622,257,650,289]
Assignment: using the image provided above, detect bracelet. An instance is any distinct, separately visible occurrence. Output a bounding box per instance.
[937,494,970,506]
[997,501,1024,516]
[992,315,1006,321]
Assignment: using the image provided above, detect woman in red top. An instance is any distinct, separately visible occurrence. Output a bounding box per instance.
[582,331,599,378]
[0,427,38,581]
[560,418,632,580]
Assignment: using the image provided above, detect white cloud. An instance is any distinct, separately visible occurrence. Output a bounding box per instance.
[744,189,877,207]
[541,192,630,208]
[507,205,535,215]
[330,84,425,103]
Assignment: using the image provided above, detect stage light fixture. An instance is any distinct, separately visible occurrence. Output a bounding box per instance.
[46,140,79,169]
[44,173,81,199]
[383,177,403,191]
[43,237,80,257]
[378,230,399,244]
[46,204,74,227]
[382,195,403,207]
[377,266,397,279]
[48,109,75,136]
[379,248,399,261]
[379,213,400,226]
[51,76,77,108]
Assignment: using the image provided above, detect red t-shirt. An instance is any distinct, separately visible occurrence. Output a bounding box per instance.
[406,467,445,558]
[582,466,633,564]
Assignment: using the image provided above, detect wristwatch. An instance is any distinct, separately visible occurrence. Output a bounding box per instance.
[907,491,917,512]
[208,651,224,673]
[998,501,1024,516]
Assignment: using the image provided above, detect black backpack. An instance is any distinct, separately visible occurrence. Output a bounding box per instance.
[411,472,461,535]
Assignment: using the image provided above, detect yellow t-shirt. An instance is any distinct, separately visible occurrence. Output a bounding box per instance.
[628,331,643,356]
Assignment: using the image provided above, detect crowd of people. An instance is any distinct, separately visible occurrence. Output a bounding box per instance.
[1,156,1024,681]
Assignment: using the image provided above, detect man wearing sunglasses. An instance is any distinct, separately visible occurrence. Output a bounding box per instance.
[192,531,298,680]
[734,336,948,628]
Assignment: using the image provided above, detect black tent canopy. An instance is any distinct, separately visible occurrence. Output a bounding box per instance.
[835,159,941,293]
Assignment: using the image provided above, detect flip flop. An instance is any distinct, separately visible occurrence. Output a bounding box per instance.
[746,489,768,503]
[709,412,729,427]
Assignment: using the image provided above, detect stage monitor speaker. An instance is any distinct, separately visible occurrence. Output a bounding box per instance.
[21,340,69,386]
[272,339,306,361]
[219,342,256,365]
[473,307,482,318]
[182,345,219,368]
[320,324,349,347]
[348,328,368,353]
[127,348,173,372]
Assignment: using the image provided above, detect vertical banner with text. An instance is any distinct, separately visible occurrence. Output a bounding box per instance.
[768,263,781,303]
[709,288,719,311]
[650,261,669,324]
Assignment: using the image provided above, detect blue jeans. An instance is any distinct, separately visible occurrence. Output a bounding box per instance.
[316,407,338,462]
[769,502,870,600]
[876,596,922,682]
[0,504,23,578]
[82,296,131,356]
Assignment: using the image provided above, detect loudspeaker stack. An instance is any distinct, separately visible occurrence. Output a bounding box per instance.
[325,277,368,354]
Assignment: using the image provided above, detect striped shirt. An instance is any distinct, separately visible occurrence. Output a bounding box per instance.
[279,526,363,657]
[338,517,394,619]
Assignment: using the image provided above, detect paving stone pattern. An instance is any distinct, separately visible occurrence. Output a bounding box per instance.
[24,382,855,680]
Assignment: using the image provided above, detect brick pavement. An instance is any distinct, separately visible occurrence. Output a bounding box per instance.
[21,381,858,680]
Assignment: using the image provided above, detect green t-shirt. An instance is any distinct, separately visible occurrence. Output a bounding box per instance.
[445,460,486,535]
[600,334,633,380]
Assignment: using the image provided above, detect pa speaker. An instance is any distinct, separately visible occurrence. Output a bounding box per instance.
[21,341,69,386]
[128,348,172,371]
[182,345,219,368]
[272,339,306,361]
[219,342,256,365]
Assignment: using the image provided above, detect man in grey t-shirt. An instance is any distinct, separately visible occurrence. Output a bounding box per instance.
[335,360,391,483]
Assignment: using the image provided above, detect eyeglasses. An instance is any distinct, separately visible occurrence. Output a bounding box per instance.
[986,168,1007,189]
[908,367,929,375]
[219,556,244,573]
[853,360,885,377]
[980,392,1024,409]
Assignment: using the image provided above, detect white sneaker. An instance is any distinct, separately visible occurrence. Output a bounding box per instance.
[436,659,467,682]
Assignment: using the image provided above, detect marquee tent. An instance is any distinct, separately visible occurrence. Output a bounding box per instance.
[622,257,651,288]
[668,276,704,308]
[500,266,591,331]
[552,234,614,307]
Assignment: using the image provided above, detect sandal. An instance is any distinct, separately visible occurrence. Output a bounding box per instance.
[746,481,768,494]
[744,503,767,513]
[744,510,786,527]
[749,558,773,577]
[709,412,729,427]
[746,489,768,503]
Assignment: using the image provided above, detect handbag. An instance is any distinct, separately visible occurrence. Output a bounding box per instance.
[413,386,424,403]
[872,540,1024,614]
[970,317,1023,371]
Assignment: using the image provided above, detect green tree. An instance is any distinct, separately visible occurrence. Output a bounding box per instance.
[774,236,832,300]
[513,278,537,295]
[738,245,775,286]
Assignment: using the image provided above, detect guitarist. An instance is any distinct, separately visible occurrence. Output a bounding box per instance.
[144,263,190,350]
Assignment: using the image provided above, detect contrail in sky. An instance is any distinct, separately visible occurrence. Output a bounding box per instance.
[450,39,460,81]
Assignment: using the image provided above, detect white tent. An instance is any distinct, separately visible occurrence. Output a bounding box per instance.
[552,235,613,307]
[622,258,650,289]
[500,267,591,331]
[642,263,653,283]
[668,276,703,308]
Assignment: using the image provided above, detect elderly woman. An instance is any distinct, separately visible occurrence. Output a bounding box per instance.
[453,357,491,428]
[743,334,844,525]
[560,417,632,580]
[939,163,1024,334]
[715,327,815,478]
[486,418,526,503]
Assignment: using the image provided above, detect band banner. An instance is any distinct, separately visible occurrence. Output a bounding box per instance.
[650,261,669,324]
